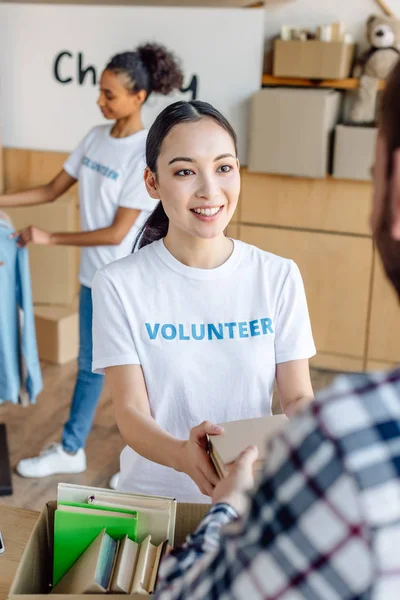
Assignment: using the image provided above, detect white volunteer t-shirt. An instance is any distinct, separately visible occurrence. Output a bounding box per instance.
[64,125,157,287]
[92,239,316,502]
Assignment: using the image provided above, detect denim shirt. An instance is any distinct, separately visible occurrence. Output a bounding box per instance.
[0,221,43,403]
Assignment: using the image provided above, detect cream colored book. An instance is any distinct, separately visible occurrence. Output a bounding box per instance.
[110,536,139,594]
[51,529,119,594]
[130,535,168,595]
[209,444,227,478]
[87,496,173,546]
[209,415,288,477]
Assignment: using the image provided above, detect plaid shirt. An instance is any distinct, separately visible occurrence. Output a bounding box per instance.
[155,368,400,599]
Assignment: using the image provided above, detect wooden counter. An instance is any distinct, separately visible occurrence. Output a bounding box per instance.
[0,505,39,600]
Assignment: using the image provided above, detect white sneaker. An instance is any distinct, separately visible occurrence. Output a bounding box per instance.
[16,443,86,478]
[109,472,120,490]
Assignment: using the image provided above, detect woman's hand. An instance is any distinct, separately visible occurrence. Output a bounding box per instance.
[212,445,259,516]
[178,421,223,497]
[11,226,53,248]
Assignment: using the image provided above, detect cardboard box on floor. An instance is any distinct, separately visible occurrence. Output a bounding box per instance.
[332,124,377,181]
[8,501,209,600]
[273,40,356,80]
[6,194,80,306]
[34,302,79,365]
[248,88,342,178]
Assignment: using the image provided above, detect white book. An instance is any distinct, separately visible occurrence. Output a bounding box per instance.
[57,483,177,545]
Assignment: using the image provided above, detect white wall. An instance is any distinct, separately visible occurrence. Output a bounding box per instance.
[0,4,264,161]
[2,0,399,157]
[264,0,399,52]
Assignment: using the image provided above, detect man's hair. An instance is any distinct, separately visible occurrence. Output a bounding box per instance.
[375,59,400,300]
[381,59,400,176]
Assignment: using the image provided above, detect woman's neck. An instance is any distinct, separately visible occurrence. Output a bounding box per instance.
[163,229,234,270]
[111,115,144,138]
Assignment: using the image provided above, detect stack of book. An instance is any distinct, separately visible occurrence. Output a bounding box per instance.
[52,529,168,595]
[50,483,177,595]
[209,415,288,478]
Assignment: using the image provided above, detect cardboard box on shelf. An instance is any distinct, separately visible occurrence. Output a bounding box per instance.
[8,500,209,600]
[248,88,342,178]
[273,40,356,80]
[34,302,79,365]
[333,125,377,181]
[5,194,80,305]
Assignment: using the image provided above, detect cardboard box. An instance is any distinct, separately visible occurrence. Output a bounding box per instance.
[6,194,80,305]
[273,40,356,80]
[34,303,79,365]
[333,125,377,181]
[8,501,209,600]
[248,88,342,178]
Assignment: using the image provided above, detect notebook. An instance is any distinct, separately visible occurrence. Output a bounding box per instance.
[53,502,138,586]
[51,529,119,594]
[209,415,288,478]
[110,536,139,594]
[130,535,169,595]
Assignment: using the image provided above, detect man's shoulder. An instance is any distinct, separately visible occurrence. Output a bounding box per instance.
[314,367,400,448]
[316,368,400,416]
[268,368,400,472]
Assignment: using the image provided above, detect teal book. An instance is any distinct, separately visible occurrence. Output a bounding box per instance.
[53,502,138,586]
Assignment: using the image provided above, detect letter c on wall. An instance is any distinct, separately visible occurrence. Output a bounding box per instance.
[54,51,73,84]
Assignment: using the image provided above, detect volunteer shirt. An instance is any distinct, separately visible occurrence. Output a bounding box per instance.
[92,239,316,502]
[64,125,157,287]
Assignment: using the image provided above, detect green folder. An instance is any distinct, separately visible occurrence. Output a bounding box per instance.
[53,502,138,586]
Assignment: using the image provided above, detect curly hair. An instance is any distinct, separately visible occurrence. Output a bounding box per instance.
[105,43,183,101]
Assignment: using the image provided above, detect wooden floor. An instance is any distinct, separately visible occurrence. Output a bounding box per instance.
[0,361,336,512]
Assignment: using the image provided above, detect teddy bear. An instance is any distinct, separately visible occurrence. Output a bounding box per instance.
[350,14,400,124]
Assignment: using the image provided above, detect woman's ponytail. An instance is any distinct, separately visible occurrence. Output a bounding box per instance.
[106,43,183,102]
[134,202,169,250]
[137,44,183,97]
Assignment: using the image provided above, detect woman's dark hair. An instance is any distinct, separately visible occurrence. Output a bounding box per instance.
[106,43,183,101]
[135,100,238,250]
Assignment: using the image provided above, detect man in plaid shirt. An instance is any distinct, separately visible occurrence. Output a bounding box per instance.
[154,62,400,600]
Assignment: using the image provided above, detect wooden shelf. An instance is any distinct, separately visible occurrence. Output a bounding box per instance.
[262,74,386,91]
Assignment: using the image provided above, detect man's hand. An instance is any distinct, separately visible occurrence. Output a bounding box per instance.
[212,445,259,516]
[10,226,53,248]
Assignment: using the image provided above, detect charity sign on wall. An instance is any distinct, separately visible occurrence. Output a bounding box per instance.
[0,4,264,162]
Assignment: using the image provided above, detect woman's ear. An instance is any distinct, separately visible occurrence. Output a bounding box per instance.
[144,167,160,200]
[131,89,147,108]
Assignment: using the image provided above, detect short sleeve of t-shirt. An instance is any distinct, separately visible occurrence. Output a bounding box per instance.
[274,261,316,364]
[92,269,140,374]
[63,128,96,180]
[118,156,156,212]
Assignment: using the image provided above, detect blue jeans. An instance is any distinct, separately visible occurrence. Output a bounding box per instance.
[62,285,104,453]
